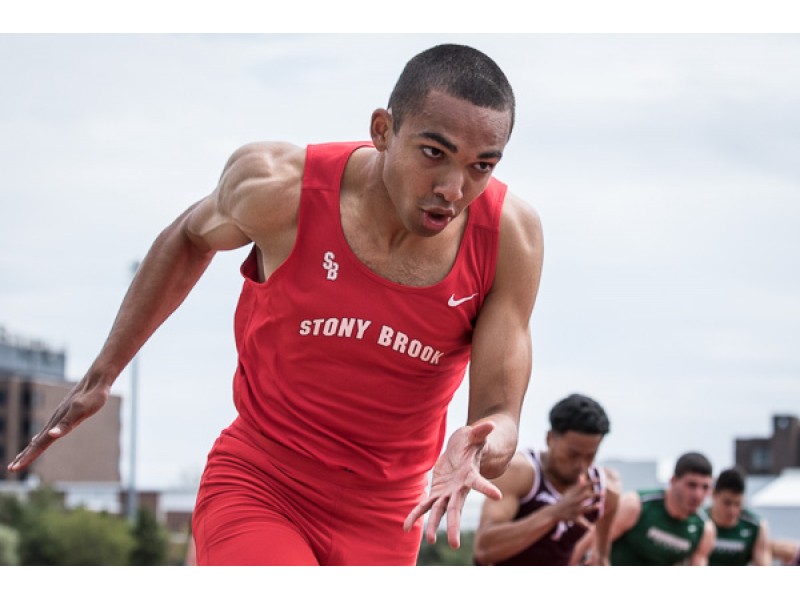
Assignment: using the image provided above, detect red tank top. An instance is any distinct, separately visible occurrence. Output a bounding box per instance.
[232,142,507,487]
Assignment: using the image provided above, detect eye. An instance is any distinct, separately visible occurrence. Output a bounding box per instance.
[422,146,443,159]
[474,161,495,174]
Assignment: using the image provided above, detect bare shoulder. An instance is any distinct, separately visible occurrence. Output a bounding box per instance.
[498,190,542,251]
[619,490,642,514]
[609,490,642,541]
[220,141,305,183]
[492,450,536,498]
[602,466,622,495]
[496,190,543,284]
[217,141,306,238]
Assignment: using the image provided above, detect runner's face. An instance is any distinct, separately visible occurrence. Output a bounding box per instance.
[672,473,712,515]
[376,90,511,237]
[712,490,743,528]
[545,430,604,487]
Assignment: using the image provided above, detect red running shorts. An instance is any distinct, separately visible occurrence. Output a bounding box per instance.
[192,417,426,565]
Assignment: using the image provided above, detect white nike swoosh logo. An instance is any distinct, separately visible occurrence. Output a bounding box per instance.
[448,293,479,307]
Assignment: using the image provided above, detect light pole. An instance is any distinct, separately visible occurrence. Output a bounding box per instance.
[127,260,140,524]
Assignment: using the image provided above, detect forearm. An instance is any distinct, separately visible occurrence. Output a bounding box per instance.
[689,525,715,566]
[467,340,528,480]
[592,531,612,565]
[688,553,708,566]
[593,489,619,564]
[467,322,530,480]
[752,550,771,566]
[473,412,519,480]
[474,505,560,565]
[570,530,595,565]
[752,527,772,565]
[88,213,215,386]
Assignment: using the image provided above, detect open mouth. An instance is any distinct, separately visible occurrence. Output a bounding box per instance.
[426,211,450,224]
[421,204,456,231]
[422,210,453,231]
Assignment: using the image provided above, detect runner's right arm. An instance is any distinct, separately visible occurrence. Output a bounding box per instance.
[7,142,303,472]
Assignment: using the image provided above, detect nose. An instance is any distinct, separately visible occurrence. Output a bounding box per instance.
[433,169,464,203]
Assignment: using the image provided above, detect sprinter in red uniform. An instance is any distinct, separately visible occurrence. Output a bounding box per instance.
[9,44,543,565]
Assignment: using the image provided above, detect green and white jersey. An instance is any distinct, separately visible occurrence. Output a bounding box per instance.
[706,507,761,566]
[611,489,707,566]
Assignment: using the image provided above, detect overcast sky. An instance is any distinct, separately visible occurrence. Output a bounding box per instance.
[1,33,798,490]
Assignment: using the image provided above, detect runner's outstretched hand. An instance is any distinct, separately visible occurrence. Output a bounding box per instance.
[404,421,502,549]
[7,377,109,472]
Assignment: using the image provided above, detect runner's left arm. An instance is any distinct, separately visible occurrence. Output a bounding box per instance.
[590,468,621,565]
[752,519,772,566]
[403,192,543,548]
[689,519,717,566]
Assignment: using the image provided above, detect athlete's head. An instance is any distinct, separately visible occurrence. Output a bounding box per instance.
[549,394,611,436]
[544,394,610,488]
[669,452,713,518]
[387,44,516,138]
[711,467,746,528]
[370,44,514,239]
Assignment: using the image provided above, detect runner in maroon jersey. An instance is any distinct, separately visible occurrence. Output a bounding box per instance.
[473,394,619,565]
[8,44,543,565]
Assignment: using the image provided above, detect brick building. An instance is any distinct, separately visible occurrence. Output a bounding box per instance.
[736,414,800,476]
[0,328,121,484]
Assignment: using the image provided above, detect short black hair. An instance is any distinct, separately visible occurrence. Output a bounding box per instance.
[387,43,515,136]
[674,452,713,478]
[714,467,746,494]
[549,393,610,436]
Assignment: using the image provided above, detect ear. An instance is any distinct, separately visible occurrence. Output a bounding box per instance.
[370,108,393,151]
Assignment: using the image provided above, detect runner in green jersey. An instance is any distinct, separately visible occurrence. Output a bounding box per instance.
[707,468,771,566]
[610,452,716,565]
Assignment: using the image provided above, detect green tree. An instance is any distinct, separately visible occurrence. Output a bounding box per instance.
[19,507,134,565]
[26,486,66,512]
[0,523,19,566]
[130,506,169,565]
[0,494,24,527]
[416,531,476,566]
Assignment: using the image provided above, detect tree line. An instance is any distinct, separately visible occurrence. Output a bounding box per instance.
[0,487,182,566]
[0,486,473,566]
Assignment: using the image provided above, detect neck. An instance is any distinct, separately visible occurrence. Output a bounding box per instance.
[708,504,718,522]
[540,452,569,494]
[343,149,411,248]
[664,488,690,520]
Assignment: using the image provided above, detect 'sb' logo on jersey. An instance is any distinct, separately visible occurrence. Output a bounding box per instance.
[323,251,339,281]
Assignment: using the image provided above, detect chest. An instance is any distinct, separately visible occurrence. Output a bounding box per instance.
[343,241,456,286]
[340,207,467,288]
[629,504,704,560]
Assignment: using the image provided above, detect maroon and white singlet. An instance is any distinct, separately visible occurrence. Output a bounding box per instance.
[477,449,606,566]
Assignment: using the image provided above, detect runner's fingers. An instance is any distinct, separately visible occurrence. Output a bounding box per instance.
[7,393,102,472]
[574,515,592,530]
[403,497,433,532]
[472,476,502,501]
[8,433,53,471]
[446,493,465,549]
[468,420,495,444]
[425,498,448,544]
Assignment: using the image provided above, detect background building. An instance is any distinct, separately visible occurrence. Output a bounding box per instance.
[0,327,121,484]
[0,326,195,549]
[736,414,800,476]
